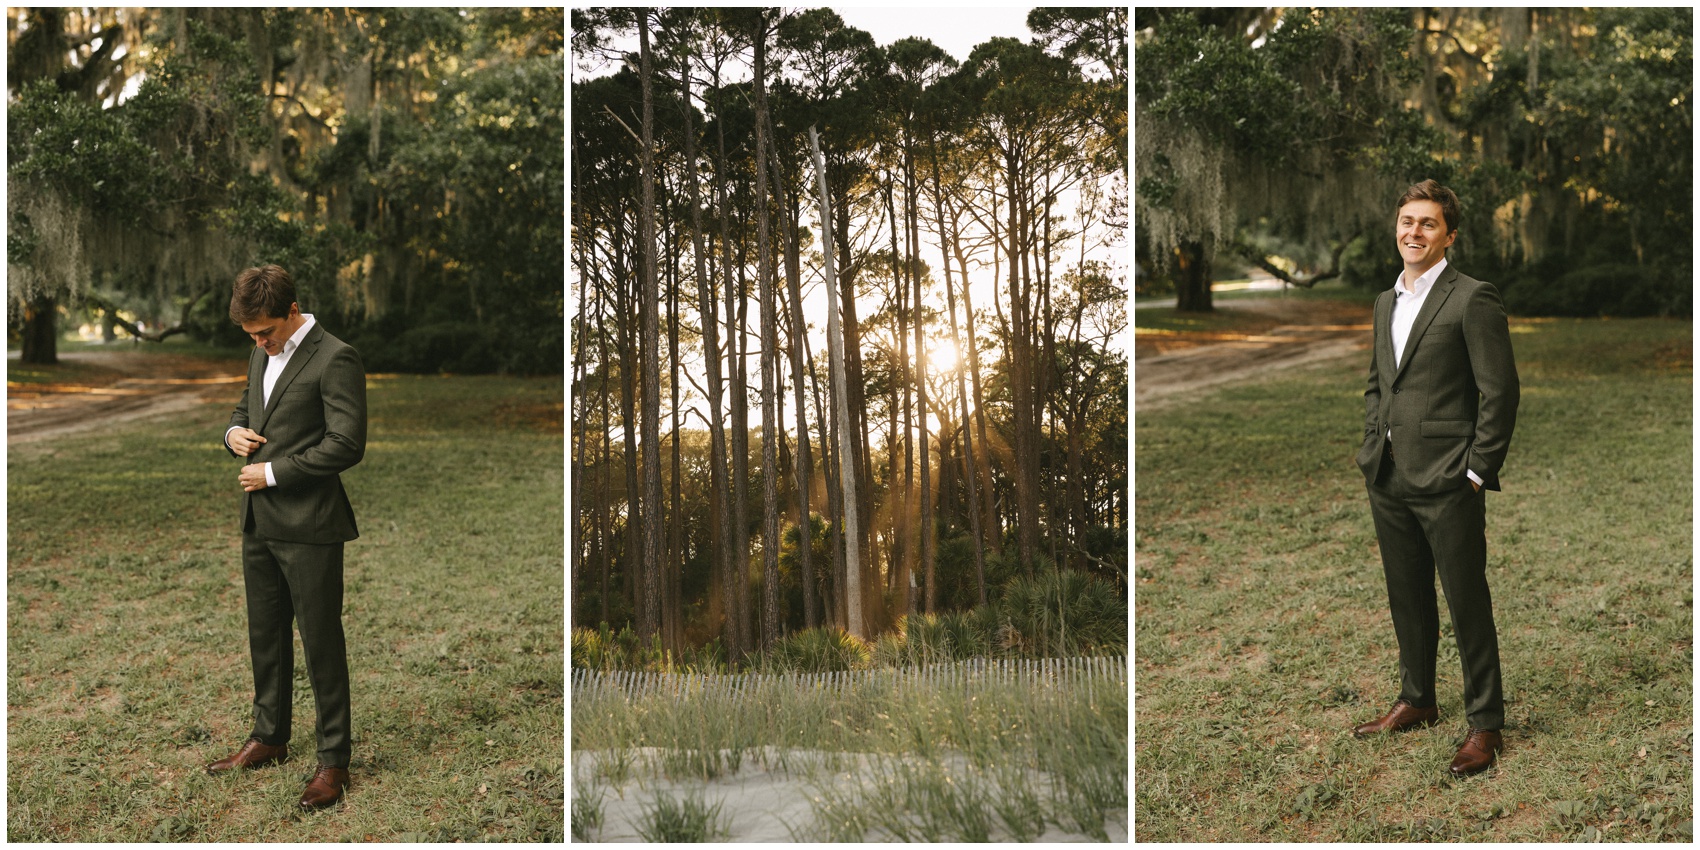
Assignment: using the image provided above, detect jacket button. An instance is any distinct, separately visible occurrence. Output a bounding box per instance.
[1393,388,1401,394]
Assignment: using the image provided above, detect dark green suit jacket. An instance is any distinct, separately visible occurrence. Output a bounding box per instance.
[1357,264,1519,493]
[226,322,367,544]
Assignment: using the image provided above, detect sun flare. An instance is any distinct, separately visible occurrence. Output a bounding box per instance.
[926,337,960,373]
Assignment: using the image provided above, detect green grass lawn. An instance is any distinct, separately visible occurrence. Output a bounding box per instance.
[1134,315,1692,841]
[7,358,565,841]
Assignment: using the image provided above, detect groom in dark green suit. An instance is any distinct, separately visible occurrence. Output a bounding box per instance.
[207,265,366,810]
[1351,181,1519,777]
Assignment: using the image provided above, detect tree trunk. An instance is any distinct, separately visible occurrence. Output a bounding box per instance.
[811,125,863,638]
[1173,239,1214,313]
[766,130,818,632]
[679,50,735,659]
[883,181,911,615]
[929,149,988,606]
[1006,148,1041,572]
[733,211,754,657]
[751,18,782,650]
[712,63,747,664]
[667,211,684,657]
[570,179,593,613]
[635,15,664,642]
[20,295,59,365]
[905,143,933,615]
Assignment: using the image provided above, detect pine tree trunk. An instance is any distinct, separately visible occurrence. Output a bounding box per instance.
[767,138,817,632]
[905,148,933,615]
[811,125,863,639]
[667,216,684,656]
[635,16,664,641]
[884,182,911,615]
[752,20,783,650]
[929,150,988,606]
[679,52,735,659]
[712,70,748,664]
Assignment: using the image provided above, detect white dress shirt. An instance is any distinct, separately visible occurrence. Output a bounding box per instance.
[1388,262,1481,488]
[227,314,316,488]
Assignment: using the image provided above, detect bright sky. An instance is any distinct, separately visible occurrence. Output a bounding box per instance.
[830,6,1035,61]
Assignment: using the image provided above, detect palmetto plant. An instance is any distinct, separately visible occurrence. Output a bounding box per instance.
[996,569,1126,657]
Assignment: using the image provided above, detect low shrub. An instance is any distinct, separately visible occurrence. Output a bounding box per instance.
[751,626,870,674]
[996,569,1126,657]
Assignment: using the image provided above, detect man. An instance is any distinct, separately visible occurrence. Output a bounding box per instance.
[1352,180,1519,777]
[208,265,366,810]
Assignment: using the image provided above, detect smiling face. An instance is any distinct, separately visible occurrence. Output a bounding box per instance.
[1395,199,1456,279]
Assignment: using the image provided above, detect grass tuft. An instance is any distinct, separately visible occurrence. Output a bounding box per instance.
[633,788,732,842]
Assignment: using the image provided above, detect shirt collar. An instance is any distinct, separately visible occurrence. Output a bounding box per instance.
[276,313,316,358]
[1395,258,1448,299]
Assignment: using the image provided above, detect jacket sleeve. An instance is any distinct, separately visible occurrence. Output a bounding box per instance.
[271,345,367,486]
[225,352,255,459]
[1463,282,1518,483]
[1363,296,1383,445]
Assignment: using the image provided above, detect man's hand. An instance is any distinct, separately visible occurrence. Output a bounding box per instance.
[1470,480,1482,493]
[229,427,267,457]
[240,464,270,492]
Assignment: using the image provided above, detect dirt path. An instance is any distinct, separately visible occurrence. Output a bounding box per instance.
[8,349,247,445]
[1135,297,1373,409]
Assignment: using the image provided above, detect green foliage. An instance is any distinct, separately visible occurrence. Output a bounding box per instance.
[569,623,725,674]
[1138,8,1691,317]
[571,779,605,841]
[8,8,564,371]
[1505,263,1686,318]
[634,790,732,842]
[751,627,870,674]
[378,47,565,374]
[995,569,1127,658]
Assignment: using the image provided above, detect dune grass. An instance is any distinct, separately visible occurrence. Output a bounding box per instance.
[571,660,1127,841]
[1134,314,1693,840]
[7,356,564,841]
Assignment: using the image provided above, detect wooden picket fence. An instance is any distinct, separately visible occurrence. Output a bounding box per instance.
[570,655,1126,701]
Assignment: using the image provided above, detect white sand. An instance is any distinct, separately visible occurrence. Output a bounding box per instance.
[573,747,1127,842]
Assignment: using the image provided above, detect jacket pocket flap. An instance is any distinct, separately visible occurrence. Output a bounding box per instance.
[1423,322,1459,336]
[1420,419,1474,437]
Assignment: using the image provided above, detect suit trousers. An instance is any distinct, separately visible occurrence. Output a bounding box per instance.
[242,531,352,768]
[1367,459,1504,731]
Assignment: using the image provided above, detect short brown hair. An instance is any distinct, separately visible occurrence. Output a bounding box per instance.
[229,265,297,323]
[1397,179,1461,234]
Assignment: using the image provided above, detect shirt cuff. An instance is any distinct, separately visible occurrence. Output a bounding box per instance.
[1466,469,1483,487]
[264,462,277,488]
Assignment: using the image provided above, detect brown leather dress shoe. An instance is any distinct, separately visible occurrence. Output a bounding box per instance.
[1352,700,1440,738]
[299,766,350,810]
[206,739,289,775]
[1449,728,1503,776]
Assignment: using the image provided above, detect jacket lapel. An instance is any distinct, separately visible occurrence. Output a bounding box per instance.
[1376,290,1397,385]
[256,324,324,430]
[1393,266,1458,384]
[246,348,270,432]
